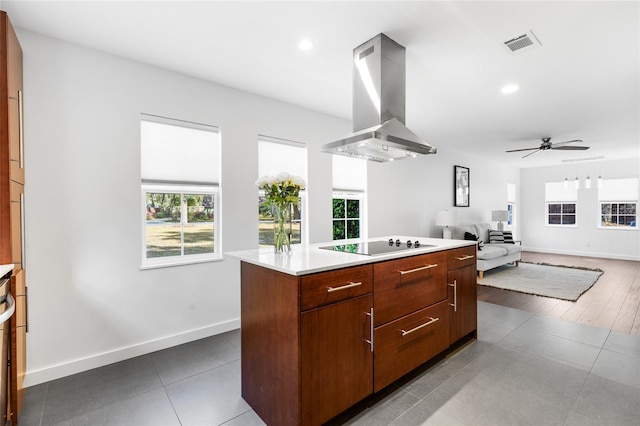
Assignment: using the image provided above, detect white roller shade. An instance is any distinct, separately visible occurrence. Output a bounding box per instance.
[545,181,577,202]
[507,182,516,203]
[332,155,366,192]
[258,136,307,179]
[599,178,639,201]
[141,115,220,184]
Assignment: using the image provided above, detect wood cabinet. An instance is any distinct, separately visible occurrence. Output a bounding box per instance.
[240,244,476,425]
[301,294,373,425]
[241,262,374,426]
[0,11,26,424]
[10,269,25,421]
[374,299,449,391]
[447,246,478,343]
[372,251,449,391]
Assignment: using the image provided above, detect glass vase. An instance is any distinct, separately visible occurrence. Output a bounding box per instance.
[273,203,292,254]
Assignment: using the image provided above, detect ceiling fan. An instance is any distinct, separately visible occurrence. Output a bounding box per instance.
[506,137,590,158]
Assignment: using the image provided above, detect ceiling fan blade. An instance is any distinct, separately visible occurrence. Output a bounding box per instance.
[522,149,541,158]
[551,146,590,151]
[549,139,583,148]
[505,147,540,153]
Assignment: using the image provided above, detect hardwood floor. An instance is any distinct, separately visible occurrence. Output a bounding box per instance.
[477,251,640,335]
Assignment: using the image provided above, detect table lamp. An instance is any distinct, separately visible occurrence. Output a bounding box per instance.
[491,210,509,231]
[435,210,458,239]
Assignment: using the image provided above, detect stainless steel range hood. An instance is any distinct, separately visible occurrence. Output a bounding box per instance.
[322,33,436,162]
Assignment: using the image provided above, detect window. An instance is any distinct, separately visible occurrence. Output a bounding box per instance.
[600,203,637,227]
[507,182,516,226]
[332,194,363,239]
[258,136,307,247]
[332,155,366,240]
[598,178,638,229]
[545,181,577,226]
[547,203,576,225]
[141,114,220,268]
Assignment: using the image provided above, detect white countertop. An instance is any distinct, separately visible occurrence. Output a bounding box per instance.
[0,264,14,278]
[226,236,476,276]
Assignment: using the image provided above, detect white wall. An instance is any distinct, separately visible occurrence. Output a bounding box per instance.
[20,30,343,386]
[19,29,522,386]
[367,145,520,239]
[521,158,640,260]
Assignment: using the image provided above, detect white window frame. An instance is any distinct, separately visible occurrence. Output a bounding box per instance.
[506,182,516,227]
[507,203,515,226]
[140,114,221,269]
[546,202,577,227]
[258,189,306,247]
[598,201,637,230]
[545,181,578,227]
[257,135,308,248]
[141,183,221,269]
[597,177,638,230]
[332,191,366,241]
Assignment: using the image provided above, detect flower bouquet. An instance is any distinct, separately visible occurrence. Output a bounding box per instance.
[256,172,306,253]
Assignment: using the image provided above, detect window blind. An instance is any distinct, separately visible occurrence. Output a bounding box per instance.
[598,178,639,201]
[545,181,577,202]
[141,115,220,184]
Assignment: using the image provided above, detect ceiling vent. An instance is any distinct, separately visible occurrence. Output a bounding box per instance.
[503,30,541,54]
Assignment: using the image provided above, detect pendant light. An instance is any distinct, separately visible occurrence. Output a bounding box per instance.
[585,175,591,189]
[575,176,580,190]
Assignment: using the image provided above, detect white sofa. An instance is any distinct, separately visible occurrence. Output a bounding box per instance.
[450,223,522,279]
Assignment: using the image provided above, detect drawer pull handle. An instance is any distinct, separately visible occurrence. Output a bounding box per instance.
[327,281,362,293]
[365,308,374,352]
[401,317,439,336]
[399,264,438,275]
[449,280,457,312]
[455,255,475,261]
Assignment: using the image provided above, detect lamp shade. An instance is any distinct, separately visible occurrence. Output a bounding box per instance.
[491,210,509,222]
[435,210,458,227]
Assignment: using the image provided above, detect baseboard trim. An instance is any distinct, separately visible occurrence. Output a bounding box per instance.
[524,246,640,262]
[23,318,241,387]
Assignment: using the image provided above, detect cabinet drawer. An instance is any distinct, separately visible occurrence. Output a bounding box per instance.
[373,252,447,326]
[373,300,450,392]
[447,245,476,270]
[300,265,373,311]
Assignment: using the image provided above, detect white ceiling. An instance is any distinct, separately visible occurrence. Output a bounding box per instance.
[3,0,639,168]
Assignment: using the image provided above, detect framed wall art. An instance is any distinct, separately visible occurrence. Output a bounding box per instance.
[454,165,470,207]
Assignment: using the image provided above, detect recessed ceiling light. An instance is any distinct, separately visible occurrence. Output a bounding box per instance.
[299,39,314,51]
[501,84,521,94]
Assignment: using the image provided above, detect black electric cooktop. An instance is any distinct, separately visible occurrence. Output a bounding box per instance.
[319,239,435,256]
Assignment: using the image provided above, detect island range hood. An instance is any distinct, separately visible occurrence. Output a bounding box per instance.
[322,33,436,162]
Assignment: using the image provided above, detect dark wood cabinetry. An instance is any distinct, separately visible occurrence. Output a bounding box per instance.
[373,251,447,326]
[372,251,449,391]
[447,246,478,342]
[374,299,449,391]
[0,11,26,424]
[301,294,373,425]
[239,244,476,425]
[241,262,374,426]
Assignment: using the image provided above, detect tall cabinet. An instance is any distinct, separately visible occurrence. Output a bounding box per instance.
[0,10,27,424]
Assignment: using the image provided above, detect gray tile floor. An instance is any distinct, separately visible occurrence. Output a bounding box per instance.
[19,301,640,425]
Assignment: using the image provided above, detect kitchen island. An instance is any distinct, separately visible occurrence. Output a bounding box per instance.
[227,237,478,426]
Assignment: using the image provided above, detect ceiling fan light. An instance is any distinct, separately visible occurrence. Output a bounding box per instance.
[298,39,314,51]
[501,84,520,94]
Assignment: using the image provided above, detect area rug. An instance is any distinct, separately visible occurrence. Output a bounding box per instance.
[477,262,603,301]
